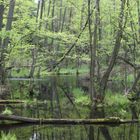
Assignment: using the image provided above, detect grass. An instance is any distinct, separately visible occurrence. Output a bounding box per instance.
[72,88,91,106]
[10,68,29,78]
[58,65,89,75]
[0,132,17,140]
[2,107,13,115]
[105,90,129,107]
[71,88,131,118]
[72,88,130,108]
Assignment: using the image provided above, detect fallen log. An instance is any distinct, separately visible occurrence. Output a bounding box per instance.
[0,115,138,125]
[0,100,25,104]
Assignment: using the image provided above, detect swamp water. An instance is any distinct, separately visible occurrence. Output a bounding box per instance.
[0,75,139,140]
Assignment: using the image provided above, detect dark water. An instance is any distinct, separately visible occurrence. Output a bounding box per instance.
[0,75,139,140]
[0,123,139,140]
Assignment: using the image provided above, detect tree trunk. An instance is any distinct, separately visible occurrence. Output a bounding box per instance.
[100,0,126,97]
[0,1,4,85]
[0,1,4,46]
[88,0,94,100]
[61,7,67,32]
[137,0,140,39]
[59,0,63,30]
[3,0,15,48]
[39,0,45,29]
[89,0,100,100]
[36,0,40,22]
[29,48,37,78]
[1,0,15,85]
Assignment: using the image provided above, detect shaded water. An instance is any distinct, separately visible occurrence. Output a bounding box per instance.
[0,123,139,140]
[0,75,139,140]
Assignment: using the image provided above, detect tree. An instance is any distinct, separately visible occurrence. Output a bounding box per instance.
[100,0,126,98]
[0,0,15,85]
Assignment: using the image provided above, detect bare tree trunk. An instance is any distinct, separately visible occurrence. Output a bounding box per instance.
[29,49,37,78]
[0,1,4,85]
[1,0,15,85]
[51,0,55,32]
[39,0,45,29]
[0,1,4,46]
[75,0,86,75]
[36,0,41,22]
[61,7,67,32]
[68,7,73,27]
[80,0,85,29]
[47,0,51,17]
[100,0,126,97]
[127,0,140,93]
[44,0,51,49]
[89,0,100,100]
[137,0,140,39]
[59,0,63,30]
[97,0,102,82]
[88,0,93,100]
[3,0,15,48]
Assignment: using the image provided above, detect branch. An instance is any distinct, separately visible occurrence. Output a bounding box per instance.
[117,56,138,69]
[129,71,140,93]
[0,115,138,125]
[117,56,140,93]
[46,9,94,71]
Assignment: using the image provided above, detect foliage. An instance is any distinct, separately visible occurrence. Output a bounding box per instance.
[0,132,17,140]
[2,107,13,115]
[72,88,91,106]
[105,90,129,107]
[0,0,139,85]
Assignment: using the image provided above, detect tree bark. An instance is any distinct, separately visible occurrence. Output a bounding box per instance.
[0,1,4,84]
[61,7,67,32]
[90,0,100,100]
[88,0,93,100]
[137,0,140,39]
[100,0,126,97]
[29,48,37,78]
[36,0,41,22]
[3,0,15,48]
[39,0,45,29]
[0,115,138,124]
[1,0,15,85]
[0,1,4,42]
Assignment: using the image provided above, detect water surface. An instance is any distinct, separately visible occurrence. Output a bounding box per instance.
[0,75,139,140]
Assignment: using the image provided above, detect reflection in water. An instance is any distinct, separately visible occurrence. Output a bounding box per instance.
[0,124,139,140]
[89,106,112,140]
[0,76,139,140]
[30,132,41,140]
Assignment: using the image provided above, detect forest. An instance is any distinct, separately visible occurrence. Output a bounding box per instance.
[0,0,140,139]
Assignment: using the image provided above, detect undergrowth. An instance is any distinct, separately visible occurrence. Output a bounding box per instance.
[0,132,17,140]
